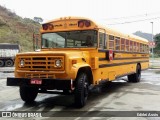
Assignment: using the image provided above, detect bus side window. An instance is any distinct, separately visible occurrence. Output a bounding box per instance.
[126,39,129,51]
[99,33,106,49]
[133,42,136,52]
[140,43,142,52]
[105,34,108,49]
[147,45,149,53]
[137,43,140,52]
[142,44,145,52]
[121,38,125,51]
[146,45,148,53]
[130,41,133,52]
[144,45,147,53]
[109,35,114,50]
[144,45,146,53]
[115,37,120,50]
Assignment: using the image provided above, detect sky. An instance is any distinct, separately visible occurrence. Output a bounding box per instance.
[1,0,160,35]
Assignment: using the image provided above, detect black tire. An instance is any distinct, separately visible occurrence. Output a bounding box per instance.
[74,72,89,108]
[5,59,14,67]
[20,86,38,103]
[128,64,141,83]
[0,60,4,67]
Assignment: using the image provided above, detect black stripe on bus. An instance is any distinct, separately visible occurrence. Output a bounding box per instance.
[99,60,149,68]
[99,57,149,61]
[98,49,149,54]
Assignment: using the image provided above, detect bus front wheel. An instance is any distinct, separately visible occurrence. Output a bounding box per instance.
[74,72,89,108]
[20,86,38,103]
[128,64,141,83]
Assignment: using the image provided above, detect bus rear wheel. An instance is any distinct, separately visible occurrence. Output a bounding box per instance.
[20,86,38,103]
[74,72,89,108]
[128,64,141,83]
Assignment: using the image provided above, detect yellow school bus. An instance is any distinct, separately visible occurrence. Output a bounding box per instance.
[7,17,149,108]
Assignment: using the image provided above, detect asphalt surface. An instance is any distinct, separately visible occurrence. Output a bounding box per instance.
[0,66,160,120]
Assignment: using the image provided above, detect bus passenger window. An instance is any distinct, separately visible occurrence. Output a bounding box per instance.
[147,45,149,53]
[130,41,133,52]
[142,44,145,52]
[137,43,140,52]
[121,38,125,51]
[115,37,120,50]
[126,40,129,51]
[145,45,147,52]
[133,42,137,52]
[109,35,114,50]
[140,43,143,52]
[146,45,148,53]
[144,45,146,52]
[99,33,105,49]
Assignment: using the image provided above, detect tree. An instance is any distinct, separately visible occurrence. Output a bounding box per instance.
[153,33,160,56]
[33,17,43,23]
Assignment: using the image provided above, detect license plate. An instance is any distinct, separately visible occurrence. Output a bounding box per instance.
[30,79,42,85]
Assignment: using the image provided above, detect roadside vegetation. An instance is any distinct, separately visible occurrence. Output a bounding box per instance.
[0,5,41,52]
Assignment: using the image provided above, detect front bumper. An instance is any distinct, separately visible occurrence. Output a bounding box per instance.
[7,77,73,90]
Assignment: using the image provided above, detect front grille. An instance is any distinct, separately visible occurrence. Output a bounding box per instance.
[18,55,64,71]
[25,73,55,78]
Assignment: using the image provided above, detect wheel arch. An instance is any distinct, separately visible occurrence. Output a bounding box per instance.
[76,66,93,85]
[137,63,141,68]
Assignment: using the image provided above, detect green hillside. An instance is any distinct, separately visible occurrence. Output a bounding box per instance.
[133,31,153,41]
[0,5,41,52]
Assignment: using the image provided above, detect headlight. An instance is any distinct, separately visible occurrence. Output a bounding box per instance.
[55,59,62,67]
[20,59,25,67]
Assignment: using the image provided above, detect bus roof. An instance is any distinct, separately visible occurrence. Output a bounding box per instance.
[97,23,149,43]
[44,16,95,23]
[43,16,149,43]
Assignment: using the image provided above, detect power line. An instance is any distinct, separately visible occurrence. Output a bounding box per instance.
[104,11,160,21]
[107,17,160,25]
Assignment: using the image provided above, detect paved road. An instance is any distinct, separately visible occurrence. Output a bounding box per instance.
[0,67,160,120]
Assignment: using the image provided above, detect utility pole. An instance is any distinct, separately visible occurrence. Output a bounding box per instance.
[150,22,154,64]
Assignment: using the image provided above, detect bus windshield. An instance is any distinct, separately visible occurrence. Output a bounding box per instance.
[42,30,97,48]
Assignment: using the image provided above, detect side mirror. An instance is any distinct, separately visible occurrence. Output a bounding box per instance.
[33,33,41,51]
